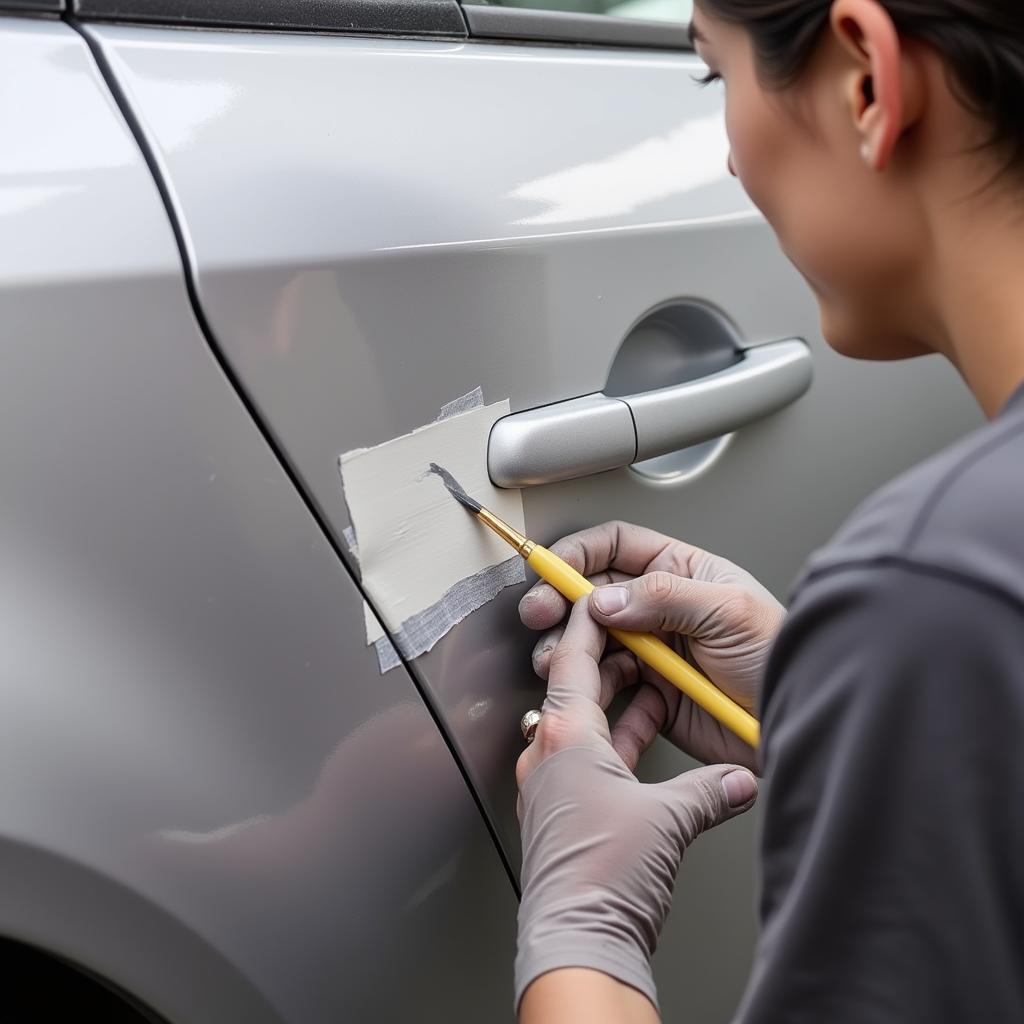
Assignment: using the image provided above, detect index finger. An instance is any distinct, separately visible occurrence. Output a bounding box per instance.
[520,568,631,631]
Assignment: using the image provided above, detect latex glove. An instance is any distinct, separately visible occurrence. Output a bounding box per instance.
[515,599,758,1013]
[519,522,785,770]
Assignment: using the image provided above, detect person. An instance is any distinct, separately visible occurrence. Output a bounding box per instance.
[512,1,1024,1021]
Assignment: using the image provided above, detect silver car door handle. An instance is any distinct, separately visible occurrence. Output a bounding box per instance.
[488,338,812,488]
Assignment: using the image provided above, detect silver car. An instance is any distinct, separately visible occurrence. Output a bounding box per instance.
[0,0,979,1020]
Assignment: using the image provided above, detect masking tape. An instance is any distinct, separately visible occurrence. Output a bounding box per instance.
[341,388,525,673]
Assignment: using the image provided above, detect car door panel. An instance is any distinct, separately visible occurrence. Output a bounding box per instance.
[88,23,982,1019]
[1,15,516,1021]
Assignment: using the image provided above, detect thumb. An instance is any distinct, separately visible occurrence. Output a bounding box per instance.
[589,572,729,636]
[658,764,758,846]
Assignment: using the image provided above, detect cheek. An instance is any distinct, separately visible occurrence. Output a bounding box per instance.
[723,90,782,216]
[725,90,829,252]
[727,95,874,283]
[724,90,924,357]
[751,165,924,358]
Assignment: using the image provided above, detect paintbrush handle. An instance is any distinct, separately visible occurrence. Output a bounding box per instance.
[525,544,760,750]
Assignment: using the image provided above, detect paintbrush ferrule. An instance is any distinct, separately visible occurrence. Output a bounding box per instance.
[476,507,534,556]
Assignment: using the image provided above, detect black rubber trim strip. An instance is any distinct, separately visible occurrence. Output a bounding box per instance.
[0,1,64,12]
[73,0,467,37]
[463,3,691,50]
[66,15,519,897]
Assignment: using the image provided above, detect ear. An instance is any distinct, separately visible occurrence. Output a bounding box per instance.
[829,0,917,171]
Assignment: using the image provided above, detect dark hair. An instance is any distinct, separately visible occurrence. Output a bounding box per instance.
[697,0,1024,171]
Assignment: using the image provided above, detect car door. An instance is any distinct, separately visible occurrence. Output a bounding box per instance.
[0,6,518,1022]
[76,0,982,1017]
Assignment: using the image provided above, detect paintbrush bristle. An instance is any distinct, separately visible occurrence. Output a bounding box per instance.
[428,462,483,514]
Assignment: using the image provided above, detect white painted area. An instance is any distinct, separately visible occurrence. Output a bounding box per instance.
[340,400,525,633]
[363,601,385,644]
[340,524,388,645]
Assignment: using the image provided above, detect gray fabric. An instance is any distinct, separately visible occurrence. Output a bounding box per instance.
[737,382,1024,1023]
[372,635,402,674]
[343,524,526,670]
[341,524,358,557]
[389,555,525,661]
[435,385,484,421]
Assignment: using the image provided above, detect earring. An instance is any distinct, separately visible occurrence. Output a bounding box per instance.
[860,141,873,164]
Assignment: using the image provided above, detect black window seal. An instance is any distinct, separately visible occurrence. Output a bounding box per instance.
[5,0,692,48]
[0,1,65,13]
[69,0,468,38]
[462,3,692,51]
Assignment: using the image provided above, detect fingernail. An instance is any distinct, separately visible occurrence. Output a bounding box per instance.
[722,770,757,808]
[592,586,628,614]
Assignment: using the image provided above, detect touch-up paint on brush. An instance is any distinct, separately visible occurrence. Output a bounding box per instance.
[429,463,760,750]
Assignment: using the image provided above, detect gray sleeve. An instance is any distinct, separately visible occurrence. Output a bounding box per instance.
[735,562,1024,1024]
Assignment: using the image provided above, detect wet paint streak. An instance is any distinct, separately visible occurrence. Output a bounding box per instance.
[427,462,482,514]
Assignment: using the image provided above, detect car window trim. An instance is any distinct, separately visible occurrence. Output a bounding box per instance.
[0,1,65,12]
[70,0,468,38]
[462,3,692,51]
[51,0,692,48]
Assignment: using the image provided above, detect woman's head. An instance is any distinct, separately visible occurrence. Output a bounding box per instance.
[691,0,1024,362]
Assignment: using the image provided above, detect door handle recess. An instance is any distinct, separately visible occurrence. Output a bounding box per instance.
[488,338,812,488]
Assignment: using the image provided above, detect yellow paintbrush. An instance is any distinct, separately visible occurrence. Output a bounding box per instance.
[429,463,760,750]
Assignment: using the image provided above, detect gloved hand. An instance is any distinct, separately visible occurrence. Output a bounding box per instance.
[519,521,785,770]
[516,599,758,1012]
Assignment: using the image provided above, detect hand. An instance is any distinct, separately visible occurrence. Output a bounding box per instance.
[515,599,758,1014]
[519,521,785,771]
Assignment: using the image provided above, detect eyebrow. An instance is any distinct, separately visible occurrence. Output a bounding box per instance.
[687,20,706,46]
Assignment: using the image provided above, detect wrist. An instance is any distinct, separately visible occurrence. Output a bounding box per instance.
[519,968,661,1024]
[515,918,658,1013]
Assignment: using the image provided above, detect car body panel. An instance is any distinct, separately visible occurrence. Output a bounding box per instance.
[0,17,515,1022]
[88,22,984,1019]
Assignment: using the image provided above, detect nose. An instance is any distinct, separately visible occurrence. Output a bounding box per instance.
[727,151,737,177]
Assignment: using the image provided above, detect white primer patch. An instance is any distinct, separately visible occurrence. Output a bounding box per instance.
[340,396,526,670]
[343,525,399,670]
